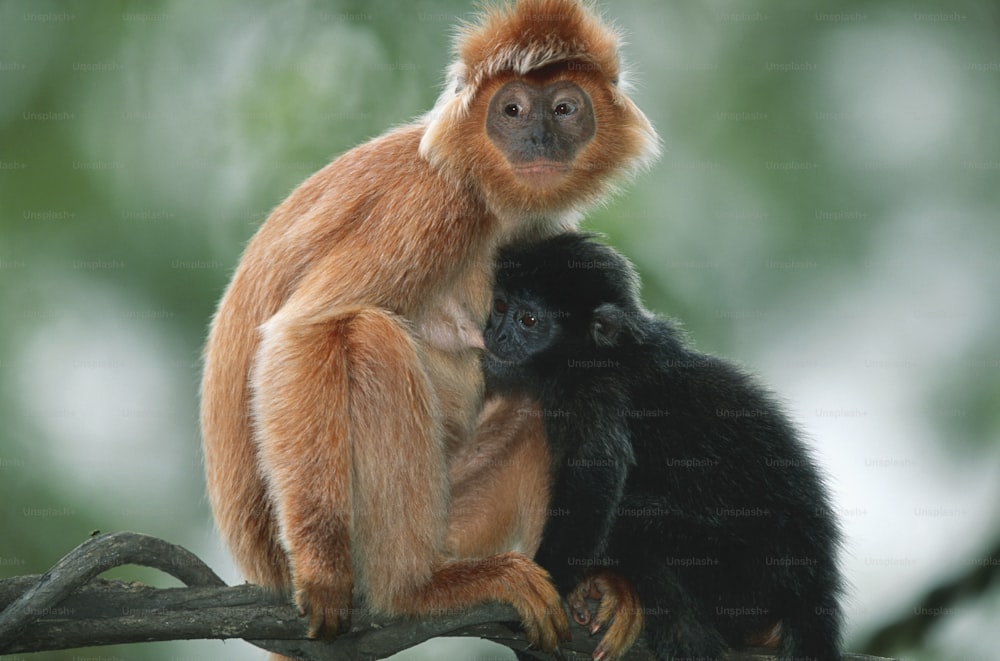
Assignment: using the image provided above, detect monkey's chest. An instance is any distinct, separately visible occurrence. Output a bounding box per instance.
[415,296,485,353]
[412,283,491,452]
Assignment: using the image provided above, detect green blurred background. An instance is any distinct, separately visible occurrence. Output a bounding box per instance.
[1,1,998,659]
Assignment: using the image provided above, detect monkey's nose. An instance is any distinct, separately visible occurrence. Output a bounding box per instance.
[530,122,550,147]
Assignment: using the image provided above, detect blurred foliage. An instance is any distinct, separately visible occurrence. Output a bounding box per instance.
[1,1,998,660]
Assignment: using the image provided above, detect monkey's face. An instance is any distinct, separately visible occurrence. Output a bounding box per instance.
[422,62,655,217]
[482,289,561,394]
[485,79,596,191]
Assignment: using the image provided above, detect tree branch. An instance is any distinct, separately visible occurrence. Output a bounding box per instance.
[0,531,896,661]
[858,534,1000,655]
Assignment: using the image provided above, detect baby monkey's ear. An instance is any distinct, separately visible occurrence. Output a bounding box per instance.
[591,302,626,348]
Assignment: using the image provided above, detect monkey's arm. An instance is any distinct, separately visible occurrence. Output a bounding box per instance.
[535,399,635,594]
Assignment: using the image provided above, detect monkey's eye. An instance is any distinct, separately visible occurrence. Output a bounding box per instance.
[494,298,508,314]
[518,312,537,328]
[503,103,523,118]
[553,101,577,117]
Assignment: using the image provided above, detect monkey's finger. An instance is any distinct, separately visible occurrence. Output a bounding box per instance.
[590,595,643,661]
[595,600,644,656]
[592,611,643,661]
[589,586,618,632]
[585,571,644,661]
[566,583,594,626]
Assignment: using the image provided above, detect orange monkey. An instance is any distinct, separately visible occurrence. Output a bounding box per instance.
[200,0,658,651]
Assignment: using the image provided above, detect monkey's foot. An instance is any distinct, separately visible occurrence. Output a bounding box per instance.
[567,570,644,661]
[294,577,354,640]
[395,552,569,653]
[493,552,570,652]
[486,552,572,652]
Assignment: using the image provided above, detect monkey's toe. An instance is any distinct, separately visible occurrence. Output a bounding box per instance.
[526,587,571,652]
[502,553,571,652]
[294,581,353,640]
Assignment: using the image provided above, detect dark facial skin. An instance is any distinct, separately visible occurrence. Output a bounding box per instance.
[485,79,596,188]
[482,290,559,392]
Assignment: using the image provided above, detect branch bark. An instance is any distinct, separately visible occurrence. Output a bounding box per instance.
[0,531,896,661]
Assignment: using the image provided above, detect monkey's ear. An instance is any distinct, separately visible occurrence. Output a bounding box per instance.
[591,303,624,347]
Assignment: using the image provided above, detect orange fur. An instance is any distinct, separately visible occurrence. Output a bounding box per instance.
[447,396,552,558]
[567,570,645,661]
[200,0,657,650]
[458,0,623,85]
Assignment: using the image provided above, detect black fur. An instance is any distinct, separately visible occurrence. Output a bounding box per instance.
[483,234,843,661]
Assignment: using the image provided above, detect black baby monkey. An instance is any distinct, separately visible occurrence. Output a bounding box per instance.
[483,234,842,661]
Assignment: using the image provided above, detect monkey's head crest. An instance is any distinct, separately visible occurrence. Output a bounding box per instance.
[456,0,623,93]
[427,0,625,115]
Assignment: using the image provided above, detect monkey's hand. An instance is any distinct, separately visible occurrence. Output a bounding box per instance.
[566,569,644,661]
[294,573,354,640]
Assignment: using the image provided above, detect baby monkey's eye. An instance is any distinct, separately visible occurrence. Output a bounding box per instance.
[494,298,508,314]
[519,312,537,328]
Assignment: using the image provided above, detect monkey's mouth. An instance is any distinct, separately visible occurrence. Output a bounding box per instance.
[512,162,570,189]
